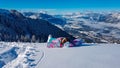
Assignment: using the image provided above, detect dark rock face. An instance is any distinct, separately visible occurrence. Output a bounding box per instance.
[0,9,74,42]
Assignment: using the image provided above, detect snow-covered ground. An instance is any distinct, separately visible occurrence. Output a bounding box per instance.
[0,42,120,68]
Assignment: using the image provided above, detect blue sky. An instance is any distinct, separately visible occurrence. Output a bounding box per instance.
[0,0,120,13]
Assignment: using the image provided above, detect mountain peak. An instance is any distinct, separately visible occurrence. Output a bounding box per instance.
[10,10,25,19]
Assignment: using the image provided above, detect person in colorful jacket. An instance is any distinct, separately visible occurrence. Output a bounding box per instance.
[47,35,83,48]
[47,35,71,48]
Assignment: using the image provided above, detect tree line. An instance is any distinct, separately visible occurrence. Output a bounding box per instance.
[0,34,47,43]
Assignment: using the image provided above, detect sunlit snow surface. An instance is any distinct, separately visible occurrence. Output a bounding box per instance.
[0,42,120,68]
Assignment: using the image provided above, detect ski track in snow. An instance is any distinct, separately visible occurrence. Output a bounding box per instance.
[35,50,44,66]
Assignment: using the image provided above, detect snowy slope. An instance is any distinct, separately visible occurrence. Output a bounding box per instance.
[0,42,120,68]
[36,44,120,68]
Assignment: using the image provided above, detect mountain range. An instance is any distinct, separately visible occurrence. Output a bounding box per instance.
[23,11,120,43]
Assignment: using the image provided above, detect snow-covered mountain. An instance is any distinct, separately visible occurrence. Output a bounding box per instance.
[0,9,74,42]
[22,11,120,43]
